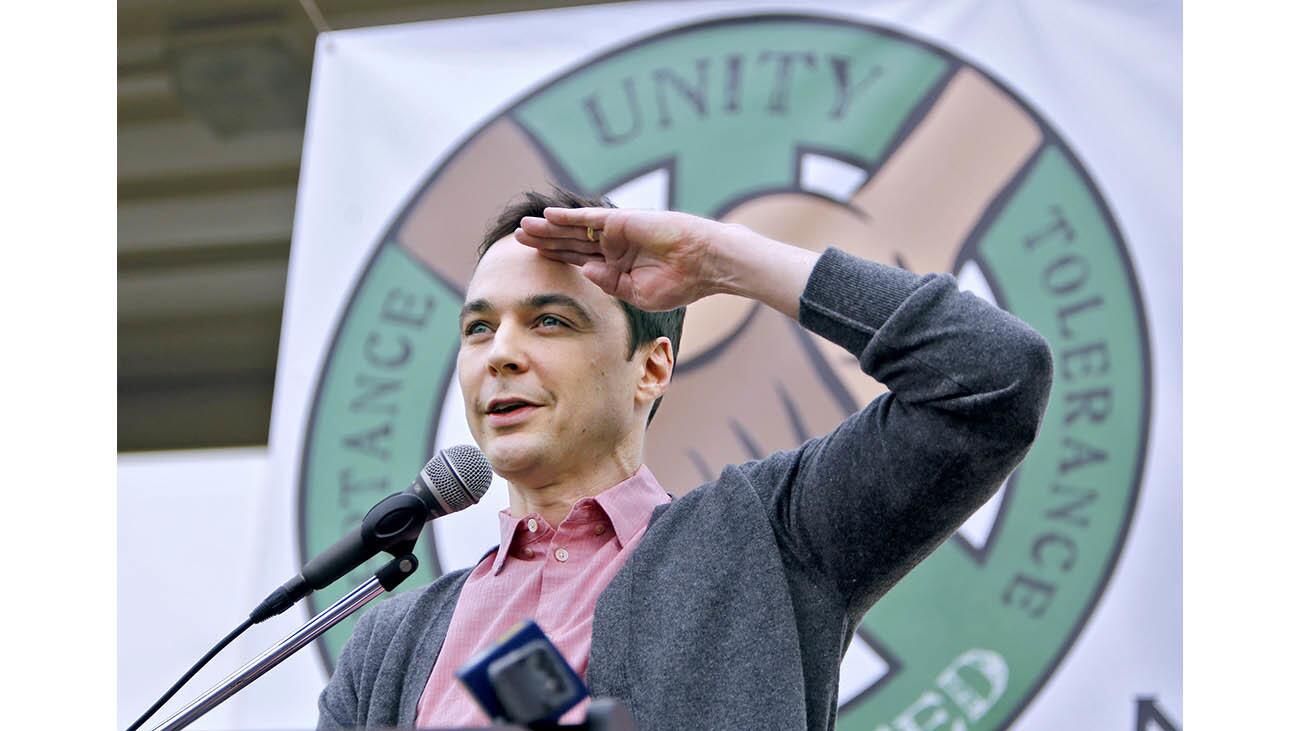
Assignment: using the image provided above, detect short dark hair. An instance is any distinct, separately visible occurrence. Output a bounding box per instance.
[476,187,686,427]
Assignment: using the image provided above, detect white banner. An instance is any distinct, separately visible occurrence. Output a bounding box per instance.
[123,2,1180,729]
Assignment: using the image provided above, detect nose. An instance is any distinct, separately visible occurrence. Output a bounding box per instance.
[486,320,529,375]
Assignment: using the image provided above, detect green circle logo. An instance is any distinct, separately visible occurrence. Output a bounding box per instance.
[299,14,1150,730]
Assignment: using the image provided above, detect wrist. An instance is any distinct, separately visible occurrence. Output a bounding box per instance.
[705,223,819,319]
[704,223,769,298]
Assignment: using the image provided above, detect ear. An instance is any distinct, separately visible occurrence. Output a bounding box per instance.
[635,336,674,408]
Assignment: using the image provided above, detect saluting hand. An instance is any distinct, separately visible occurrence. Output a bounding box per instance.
[513,207,731,312]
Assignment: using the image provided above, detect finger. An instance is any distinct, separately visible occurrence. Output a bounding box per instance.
[536,248,603,267]
[513,228,598,255]
[519,216,601,249]
[542,206,613,229]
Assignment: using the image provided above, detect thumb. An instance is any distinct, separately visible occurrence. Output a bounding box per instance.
[581,261,620,294]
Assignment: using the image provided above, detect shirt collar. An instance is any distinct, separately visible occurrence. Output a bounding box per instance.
[489,511,538,575]
[488,465,671,575]
[592,464,671,549]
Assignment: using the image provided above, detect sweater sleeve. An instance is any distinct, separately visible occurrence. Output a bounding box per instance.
[739,247,1053,615]
[317,603,379,730]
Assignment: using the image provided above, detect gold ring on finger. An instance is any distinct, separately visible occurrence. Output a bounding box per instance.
[586,225,599,242]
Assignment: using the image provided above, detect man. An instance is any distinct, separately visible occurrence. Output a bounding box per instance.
[318,188,1053,730]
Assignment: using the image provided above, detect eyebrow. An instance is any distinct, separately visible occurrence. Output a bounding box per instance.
[459,293,597,327]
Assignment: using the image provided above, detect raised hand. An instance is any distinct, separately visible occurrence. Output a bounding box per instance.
[513,207,729,312]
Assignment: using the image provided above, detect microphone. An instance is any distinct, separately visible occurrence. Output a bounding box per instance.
[400,443,496,518]
[457,619,589,726]
[251,444,493,623]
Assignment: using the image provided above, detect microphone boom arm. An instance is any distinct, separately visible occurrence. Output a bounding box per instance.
[151,553,420,731]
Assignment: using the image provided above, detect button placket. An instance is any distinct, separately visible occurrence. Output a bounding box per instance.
[549,516,583,566]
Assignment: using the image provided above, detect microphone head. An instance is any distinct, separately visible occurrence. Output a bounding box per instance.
[421,444,494,515]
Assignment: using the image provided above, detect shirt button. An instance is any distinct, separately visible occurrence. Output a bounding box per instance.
[521,547,534,559]
[526,518,539,533]
[594,525,607,536]
[554,547,569,562]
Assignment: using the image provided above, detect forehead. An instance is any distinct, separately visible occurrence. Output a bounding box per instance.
[465,235,617,318]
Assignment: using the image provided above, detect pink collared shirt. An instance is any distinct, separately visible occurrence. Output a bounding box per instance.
[414,465,671,728]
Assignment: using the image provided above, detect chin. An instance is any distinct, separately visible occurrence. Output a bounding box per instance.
[481,432,552,479]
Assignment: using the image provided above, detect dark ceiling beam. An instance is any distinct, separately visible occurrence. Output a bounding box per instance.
[119,185,297,253]
[119,238,292,272]
[118,258,290,321]
[118,166,300,201]
[120,307,284,381]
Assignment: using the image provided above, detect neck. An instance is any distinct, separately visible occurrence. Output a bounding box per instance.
[506,437,642,528]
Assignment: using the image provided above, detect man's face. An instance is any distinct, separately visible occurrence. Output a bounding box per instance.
[457,235,644,483]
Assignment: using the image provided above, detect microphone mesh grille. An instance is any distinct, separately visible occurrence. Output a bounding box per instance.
[422,444,493,513]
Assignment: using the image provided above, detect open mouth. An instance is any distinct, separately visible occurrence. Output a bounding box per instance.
[488,400,534,415]
[483,400,538,424]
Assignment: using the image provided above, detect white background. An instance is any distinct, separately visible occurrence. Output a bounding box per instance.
[116,1,1182,728]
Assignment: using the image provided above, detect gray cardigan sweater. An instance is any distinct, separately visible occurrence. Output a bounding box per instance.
[317,247,1053,730]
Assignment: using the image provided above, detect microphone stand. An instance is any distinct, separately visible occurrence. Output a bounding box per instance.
[150,552,420,731]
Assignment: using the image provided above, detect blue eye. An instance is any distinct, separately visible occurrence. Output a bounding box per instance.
[464,321,489,336]
[537,315,566,328]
